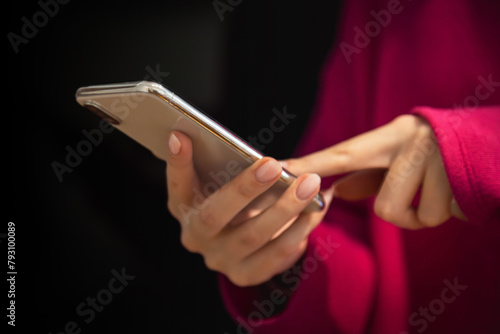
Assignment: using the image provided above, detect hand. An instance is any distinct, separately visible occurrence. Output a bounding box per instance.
[165,131,334,287]
[282,115,466,229]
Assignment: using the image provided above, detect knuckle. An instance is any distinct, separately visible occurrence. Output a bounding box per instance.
[374,199,398,223]
[275,187,306,214]
[167,199,179,218]
[203,253,225,272]
[179,230,198,253]
[392,114,417,128]
[274,196,294,213]
[418,212,447,227]
[414,127,436,151]
[235,181,257,199]
[275,241,297,260]
[270,202,289,220]
[416,122,433,138]
[238,229,262,249]
[199,205,219,228]
[167,178,182,192]
[393,114,436,145]
[227,269,253,288]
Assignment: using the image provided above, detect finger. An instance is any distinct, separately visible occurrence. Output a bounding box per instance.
[227,239,308,287]
[281,117,418,176]
[417,152,453,227]
[374,143,426,229]
[236,187,335,286]
[450,198,467,221]
[333,168,387,201]
[165,131,199,220]
[194,158,283,237]
[222,173,322,258]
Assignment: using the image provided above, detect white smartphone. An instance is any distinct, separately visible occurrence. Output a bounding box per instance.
[75,81,324,212]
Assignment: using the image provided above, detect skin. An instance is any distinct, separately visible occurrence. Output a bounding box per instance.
[165,114,466,287]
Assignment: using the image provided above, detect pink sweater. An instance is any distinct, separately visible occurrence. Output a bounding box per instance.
[219,0,500,333]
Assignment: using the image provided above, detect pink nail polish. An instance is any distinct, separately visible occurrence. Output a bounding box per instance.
[255,160,282,183]
[169,133,181,155]
[296,174,320,200]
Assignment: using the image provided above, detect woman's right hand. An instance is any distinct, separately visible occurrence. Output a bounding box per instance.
[165,131,334,287]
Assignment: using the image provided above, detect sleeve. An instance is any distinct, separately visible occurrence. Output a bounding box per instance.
[411,105,500,224]
[216,222,377,334]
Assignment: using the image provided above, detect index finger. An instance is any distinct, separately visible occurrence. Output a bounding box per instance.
[285,115,421,176]
[289,124,397,176]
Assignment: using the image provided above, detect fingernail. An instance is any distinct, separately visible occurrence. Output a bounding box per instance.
[255,160,282,183]
[168,133,181,156]
[450,198,468,221]
[296,174,320,200]
[278,161,288,169]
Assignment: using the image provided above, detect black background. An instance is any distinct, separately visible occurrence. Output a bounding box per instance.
[7,0,340,333]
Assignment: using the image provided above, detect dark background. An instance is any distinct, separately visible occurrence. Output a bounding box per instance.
[7,0,340,333]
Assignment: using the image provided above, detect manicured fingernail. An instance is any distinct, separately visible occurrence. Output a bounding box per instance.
[255,160,282,183]
[296,174,320,200]
[168,133,181,156]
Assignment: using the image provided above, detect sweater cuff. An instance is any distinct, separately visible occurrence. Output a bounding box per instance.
[411,105,500,224]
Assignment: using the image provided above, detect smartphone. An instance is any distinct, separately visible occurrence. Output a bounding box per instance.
[75,81,324,213]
